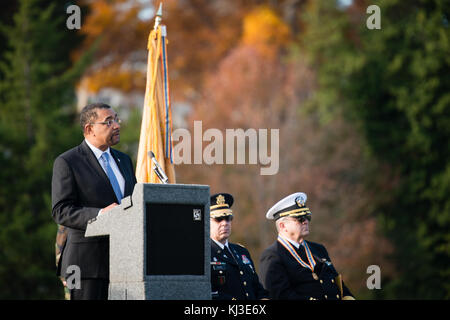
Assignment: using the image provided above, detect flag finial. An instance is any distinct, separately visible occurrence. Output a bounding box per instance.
[153,3,163,30]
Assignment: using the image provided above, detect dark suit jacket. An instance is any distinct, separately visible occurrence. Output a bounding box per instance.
[259,240,353,300]
[52,140,137,279]
[211,241,268,300]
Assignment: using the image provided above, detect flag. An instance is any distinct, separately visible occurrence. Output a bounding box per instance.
[136,8,176,184]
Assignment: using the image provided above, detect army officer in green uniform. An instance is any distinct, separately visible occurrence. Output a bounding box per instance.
[259,192,355,300]
[210,193,268,300]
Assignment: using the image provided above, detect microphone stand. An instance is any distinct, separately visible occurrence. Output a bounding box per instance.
[147,151,169,184]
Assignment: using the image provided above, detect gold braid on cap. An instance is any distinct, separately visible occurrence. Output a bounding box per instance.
[278,207,311,218]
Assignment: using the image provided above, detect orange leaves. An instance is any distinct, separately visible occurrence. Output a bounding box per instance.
[241,6,292,59]
[79,63,145,94]
[81,0,114,38]
[76,1,292,97]
[75,0,150,94]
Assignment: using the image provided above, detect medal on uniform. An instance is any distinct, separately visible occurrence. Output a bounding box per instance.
[277,236,317,279]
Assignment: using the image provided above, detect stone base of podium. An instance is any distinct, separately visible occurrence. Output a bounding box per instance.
[86,183,211,300]
[109,276,211,300]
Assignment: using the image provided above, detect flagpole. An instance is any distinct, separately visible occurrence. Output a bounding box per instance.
[153,2,162,30]
[136,1,175,183]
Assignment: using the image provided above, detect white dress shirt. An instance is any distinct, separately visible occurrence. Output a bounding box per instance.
[85,139,125,216]
[85,139,125,196]
[283,236,302,249]
[212,238,229,251]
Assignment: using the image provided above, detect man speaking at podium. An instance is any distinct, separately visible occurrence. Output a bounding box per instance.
[52,103,137,300]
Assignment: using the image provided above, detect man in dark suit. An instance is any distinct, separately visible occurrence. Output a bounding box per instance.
[210,193,268,300]
[52,102,137,300]
[259,192,355,300]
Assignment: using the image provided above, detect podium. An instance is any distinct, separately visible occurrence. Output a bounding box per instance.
[85,183,211,300]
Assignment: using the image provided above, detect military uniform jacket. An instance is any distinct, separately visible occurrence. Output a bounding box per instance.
[259,240,353,300]
[211,241,268,300]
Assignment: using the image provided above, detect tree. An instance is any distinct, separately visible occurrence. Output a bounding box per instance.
[73,0,400,299]
[176,5,394,298]
[0,0,90,298]
[75,0,304,104]
[303,0,450,298]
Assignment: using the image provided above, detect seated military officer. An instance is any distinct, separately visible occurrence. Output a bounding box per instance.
[210,193,269,300]
[259,192,355,300]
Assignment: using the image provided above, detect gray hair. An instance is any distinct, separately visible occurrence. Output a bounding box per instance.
[276,217,290,233]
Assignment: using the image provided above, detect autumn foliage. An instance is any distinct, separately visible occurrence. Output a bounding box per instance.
[71,0,448,298]
[1,0,448,300]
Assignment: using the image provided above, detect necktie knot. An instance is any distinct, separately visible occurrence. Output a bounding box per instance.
[224,245,233,257]
[296,243,306,256]
[102,152,110,162]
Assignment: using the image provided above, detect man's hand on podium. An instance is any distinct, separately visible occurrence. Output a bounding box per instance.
[98,203,119,216]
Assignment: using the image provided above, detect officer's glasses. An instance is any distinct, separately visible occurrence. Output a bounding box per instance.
[294,214,311,223]
[214,216,233,222]
[92,117,121,127]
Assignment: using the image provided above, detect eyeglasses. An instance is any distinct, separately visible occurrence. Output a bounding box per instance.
[294,215,311,223]
[213,216,233,222]
[91,117,121,127]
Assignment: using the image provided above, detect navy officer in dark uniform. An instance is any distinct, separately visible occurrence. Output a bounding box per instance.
[259,192,355,300]
[210,193,269,300]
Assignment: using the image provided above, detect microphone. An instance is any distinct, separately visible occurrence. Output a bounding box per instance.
[148,151,168,184]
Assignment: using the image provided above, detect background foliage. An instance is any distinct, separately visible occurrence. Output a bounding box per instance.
[0,0,448,299]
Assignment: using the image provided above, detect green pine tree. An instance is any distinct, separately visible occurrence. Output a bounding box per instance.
[0,0,92,299]
[302,0,450,298]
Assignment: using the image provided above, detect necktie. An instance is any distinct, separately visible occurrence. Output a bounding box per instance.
[101,152,123,203]
[224,245,232,257]
[224,245,237,263]
[296,243,306,257]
